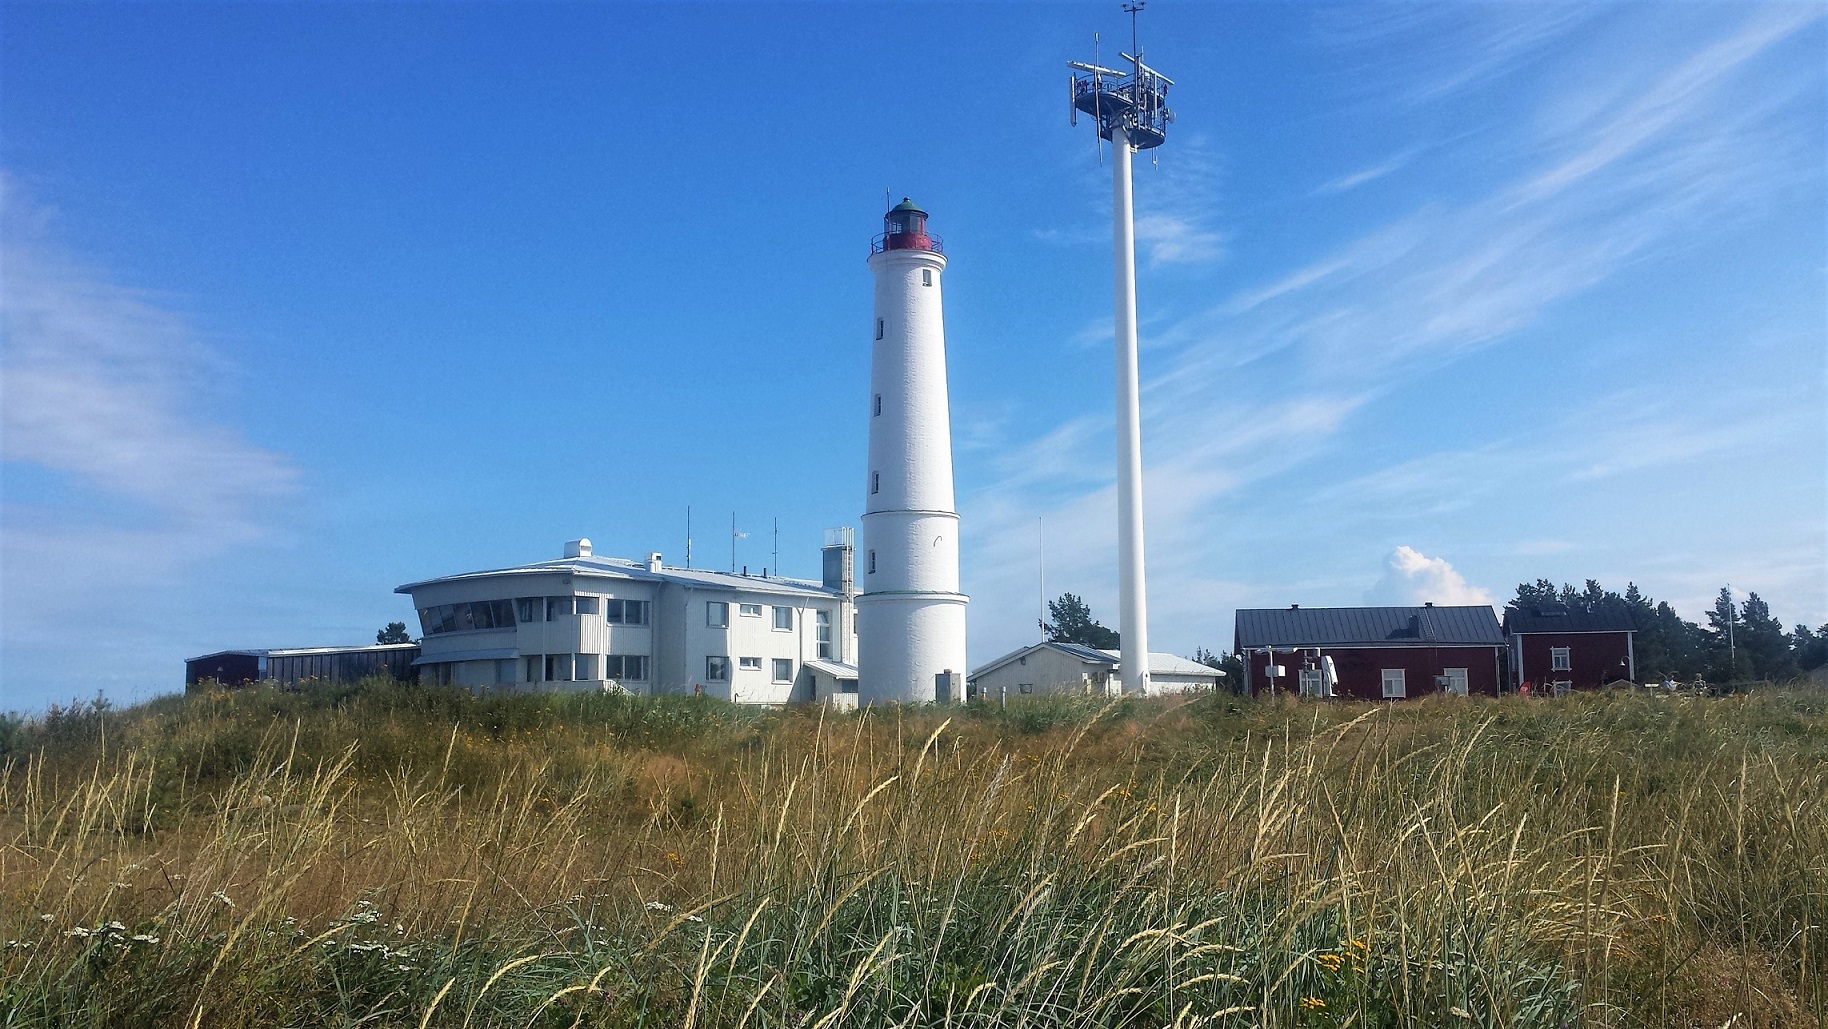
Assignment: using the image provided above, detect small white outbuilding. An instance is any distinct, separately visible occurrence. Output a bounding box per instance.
[968,642,1223,699]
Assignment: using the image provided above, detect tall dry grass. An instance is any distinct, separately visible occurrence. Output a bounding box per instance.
[2,682,1825,1026]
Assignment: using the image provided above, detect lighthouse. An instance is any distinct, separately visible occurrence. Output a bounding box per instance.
[857,198,968,705]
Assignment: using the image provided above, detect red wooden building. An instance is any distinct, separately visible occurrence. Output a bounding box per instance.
[1502,605,1635,695]
[1233,604,1506,700]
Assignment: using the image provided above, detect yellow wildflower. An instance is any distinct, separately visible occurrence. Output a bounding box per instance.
[1300,996,1326,1010]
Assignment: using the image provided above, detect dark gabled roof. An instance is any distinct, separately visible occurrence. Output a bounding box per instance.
[1234,606,1503,649]
[1502,605,1635,634]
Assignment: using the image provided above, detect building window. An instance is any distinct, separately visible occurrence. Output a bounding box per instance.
[707,656,731,681]
[516,598,539,623]
[495,659,516,684]
[840,679,858,694]
[1552,680,1573,697]
[1381,669,1406,698]
[773,606,793,631]
[1442,667,1469,695]
[1019,683,1033,695]
[546,597,573,621]
[574,654,596,680]
[875,317,884,340]
[873,394,882,416]
[816,610,832,659]
[921,268,932,286]
[773,658,794,683]
[419,600,518,636]
[545,654,573,682]
[1550,647,1571,671]
[604,654,648,681]
[525,655,542,683]
[1298,669,1323,697]
[739,603,762,618]
[707,601,729,628]
[605,599,649,625]
[574,596,598,616]
[871,472,880,494]
[738,656,762,671]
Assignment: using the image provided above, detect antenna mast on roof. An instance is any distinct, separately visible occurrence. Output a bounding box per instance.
[1068,2,1176,696]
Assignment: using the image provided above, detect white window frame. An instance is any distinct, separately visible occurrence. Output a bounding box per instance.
[574,596,598,616]
[1550,646,1571,672]
[1381,668,1406,699]
[1442,667,1469,696]
[772,658,794,683]
[773,606,793,631]
[921,268,932,286]
[738,656,762,671]
[739,603,763,618]
[1298,669,1323,697]
[707,601,729,628]
[816,610,833,659]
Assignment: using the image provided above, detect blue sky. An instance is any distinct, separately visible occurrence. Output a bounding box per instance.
[3,2,1823,712]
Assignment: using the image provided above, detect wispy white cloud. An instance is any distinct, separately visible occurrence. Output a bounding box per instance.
[1,177,301,659]
[1315,150,1416,195]
[1365,546,1495,607]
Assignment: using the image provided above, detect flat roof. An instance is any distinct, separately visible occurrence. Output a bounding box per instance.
[396,554,838,600]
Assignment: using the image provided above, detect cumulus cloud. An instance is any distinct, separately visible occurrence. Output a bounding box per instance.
[1365,546,1495,607]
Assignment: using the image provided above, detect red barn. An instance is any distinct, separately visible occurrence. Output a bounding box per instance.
[1502,605,1635,694]
[1233,604,1506,700]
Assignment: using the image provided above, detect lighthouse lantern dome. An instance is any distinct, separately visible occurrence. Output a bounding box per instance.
[873,197,942,254]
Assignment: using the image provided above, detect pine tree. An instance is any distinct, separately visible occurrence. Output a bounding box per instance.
[1046,594,1120,649]
[1737,593,1797,681]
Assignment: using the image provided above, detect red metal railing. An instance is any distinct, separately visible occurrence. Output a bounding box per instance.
[870,232,944,255]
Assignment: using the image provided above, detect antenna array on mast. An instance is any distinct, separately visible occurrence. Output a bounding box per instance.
[1067,2,1175,150]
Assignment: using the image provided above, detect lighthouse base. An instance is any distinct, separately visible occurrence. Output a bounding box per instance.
[856,593,968,706]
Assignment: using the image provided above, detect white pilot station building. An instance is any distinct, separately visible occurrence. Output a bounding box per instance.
[398,536,860,706]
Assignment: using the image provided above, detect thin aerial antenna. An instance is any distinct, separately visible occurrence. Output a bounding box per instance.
[731,512,747,573]
[686,506,693,569]
[1038,516,1047,641]
[772,518,779,577]
[1094,33,1104,165]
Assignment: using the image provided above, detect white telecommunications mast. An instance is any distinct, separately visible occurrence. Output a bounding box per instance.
[1068,2,1176,695]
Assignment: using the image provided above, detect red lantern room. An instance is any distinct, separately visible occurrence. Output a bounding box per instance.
[873,197,943,254]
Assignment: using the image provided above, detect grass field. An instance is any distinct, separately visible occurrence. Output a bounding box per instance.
[2,682,1825,1027]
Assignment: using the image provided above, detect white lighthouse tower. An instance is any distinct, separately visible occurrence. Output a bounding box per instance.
[858,198,968,705]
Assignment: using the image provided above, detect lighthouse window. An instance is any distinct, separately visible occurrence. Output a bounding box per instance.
[922,269,932,286]
[875,318,884,340]
[868,550,877,574]
[871,472,880,494]
[873,394,882,416]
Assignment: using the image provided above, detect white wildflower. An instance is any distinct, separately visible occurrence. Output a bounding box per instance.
[211,891,233,907]
[645,901,673,913]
